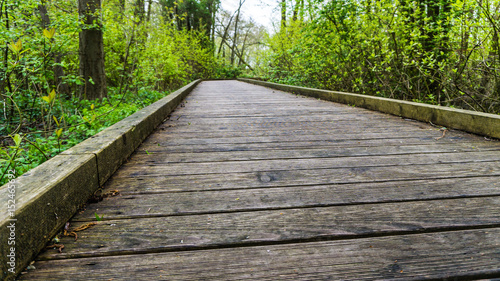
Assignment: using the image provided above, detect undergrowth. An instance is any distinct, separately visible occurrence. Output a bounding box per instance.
[0,88,167,186]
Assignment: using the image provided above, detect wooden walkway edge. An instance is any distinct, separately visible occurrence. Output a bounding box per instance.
[18,80,500,280]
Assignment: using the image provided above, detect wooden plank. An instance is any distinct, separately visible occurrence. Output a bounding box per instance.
[106,161,500,192]
[162,114,391,124]
[155,121,435,133]
[20,228,500,280]
[131,144,500,163]
[142,130,469,146]
[38,196,500,260]
[115,151,500,176]
[73,177,500,221]
[137,136,487,154]
[168,110,377,118]
[155,121,419,135]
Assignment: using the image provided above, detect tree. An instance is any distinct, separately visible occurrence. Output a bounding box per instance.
[78,0,107,100]
[230,0,244,65]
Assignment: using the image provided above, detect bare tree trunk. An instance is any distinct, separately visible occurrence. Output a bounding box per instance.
[238,29,249,67]
[281,0,286,29]
[78,0,107,100]
[292,0,302,21]
[38,3,50,28]
[231,0,244,65]
[222,39,254,71]
[147,0,153,22]
[210,0,216,44]
[217,14,234,58]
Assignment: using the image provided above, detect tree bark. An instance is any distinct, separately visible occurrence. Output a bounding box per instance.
[281,0,286,29]
[231,0,244,65]
[78,0,107,100]
[292,0,302,22]
[147,0,153,22]
[217,14,234,58]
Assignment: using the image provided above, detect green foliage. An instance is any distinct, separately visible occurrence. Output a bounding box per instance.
[0,0,230,186]
[259,0,500,114]
[0,87,168,186]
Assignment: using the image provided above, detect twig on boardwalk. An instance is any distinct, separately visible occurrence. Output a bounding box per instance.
[436,128,447,140]
[45,244,65,253]
[64,222,98,241]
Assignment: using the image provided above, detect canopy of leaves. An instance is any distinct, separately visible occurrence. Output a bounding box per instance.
[257,0,500,114]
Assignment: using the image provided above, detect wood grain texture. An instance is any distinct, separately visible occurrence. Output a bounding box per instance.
[20,229,500,280]
[18,80,500,280]
[73,176,500,220]
[37,196,500,260]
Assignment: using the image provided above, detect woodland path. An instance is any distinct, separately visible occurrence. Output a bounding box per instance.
[19,80,500,280]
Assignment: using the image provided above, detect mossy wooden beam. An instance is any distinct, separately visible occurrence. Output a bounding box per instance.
[0,155,97,280]
[238,78,500,139]
[0,80,200,280]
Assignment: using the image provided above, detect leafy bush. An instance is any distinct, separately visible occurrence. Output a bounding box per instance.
[0,88,168,186]
[260,0,500,114]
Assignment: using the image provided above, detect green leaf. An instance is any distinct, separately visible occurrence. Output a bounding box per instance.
[12,134,22,147]
[94,212,103,221]
[53,115,60,126]
[43,28,56,39]
[0,148,9,157]
[55,128,63,138]
[42,89,56,104]
[8,40,22,54]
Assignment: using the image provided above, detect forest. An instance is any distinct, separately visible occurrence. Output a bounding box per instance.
[1,0,500,185]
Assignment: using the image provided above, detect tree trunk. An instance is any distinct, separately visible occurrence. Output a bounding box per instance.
[217,14,234,58]
[231,0,244,65]
[38,3,50,28]
[78,0,107,100]
[292,0,302,22]
[281,0,286,29]
[238,29,249,66]
[147,0,153,22]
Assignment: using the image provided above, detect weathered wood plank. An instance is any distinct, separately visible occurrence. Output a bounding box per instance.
[106,161,500,192]
[131,143,500,163]
[115,151,500,177]
[20,228,500,280]
[158,119,417,131]
[163,114,391,124]
[38,196,500,260]
[155,121,420,135]
[141,130,472,146]
[73,176,500,220]
[168,109,376,118]
[137,136,486,154]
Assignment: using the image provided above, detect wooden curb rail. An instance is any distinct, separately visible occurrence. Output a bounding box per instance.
[0,79,200,280]
[238,78,500,139]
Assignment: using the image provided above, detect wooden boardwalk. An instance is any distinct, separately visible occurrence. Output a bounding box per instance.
[20,81,500,280]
